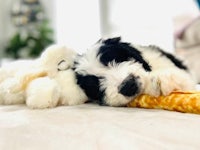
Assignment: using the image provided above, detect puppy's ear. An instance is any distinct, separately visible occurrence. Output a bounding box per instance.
[103,37,121,44]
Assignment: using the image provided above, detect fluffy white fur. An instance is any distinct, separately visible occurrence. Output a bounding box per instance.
[0,45,87,108]
[26,77,60,108]
[75,39,196,106]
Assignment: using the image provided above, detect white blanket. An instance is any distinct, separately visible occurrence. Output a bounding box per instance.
[0,103,200,150]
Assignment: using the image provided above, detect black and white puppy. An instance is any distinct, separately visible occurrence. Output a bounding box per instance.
[74,37,195,106]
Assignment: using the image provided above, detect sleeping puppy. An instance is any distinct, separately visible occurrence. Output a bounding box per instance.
[74,37,196,106]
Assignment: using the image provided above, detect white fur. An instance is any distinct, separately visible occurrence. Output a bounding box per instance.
[54,70,88,106]
[0,44,87,108]
[40,45,77,77]
[75,43,107,75]
[99,62,147,106]
[0,77,25,105]
[26,77,60,109]
[26,70,87,109]
[0,59,39,83]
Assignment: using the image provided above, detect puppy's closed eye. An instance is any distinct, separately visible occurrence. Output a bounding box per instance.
[57,60,70,71]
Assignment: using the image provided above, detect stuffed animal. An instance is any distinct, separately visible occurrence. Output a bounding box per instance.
[0,45,87,108]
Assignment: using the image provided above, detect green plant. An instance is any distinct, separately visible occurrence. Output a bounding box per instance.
[5,20,54,59]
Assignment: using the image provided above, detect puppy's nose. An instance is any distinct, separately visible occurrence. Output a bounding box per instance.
[118,75,140,97]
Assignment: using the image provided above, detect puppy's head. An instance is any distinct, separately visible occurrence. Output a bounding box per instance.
[75,37,152,106]
[98,61,148,106]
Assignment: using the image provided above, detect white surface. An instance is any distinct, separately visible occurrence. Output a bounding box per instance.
[196,84,200,90]
[0,103,200,150]
[54,0,100,54]
[100,0,199,52]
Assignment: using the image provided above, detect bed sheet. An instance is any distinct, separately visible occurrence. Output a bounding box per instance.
[0,102,200,150]
[0,85,200,150]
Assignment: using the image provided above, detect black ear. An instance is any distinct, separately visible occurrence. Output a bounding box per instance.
[98,37,152,72]
[103,37,121,45]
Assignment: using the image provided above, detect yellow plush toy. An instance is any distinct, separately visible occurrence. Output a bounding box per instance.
[128,91,200,114]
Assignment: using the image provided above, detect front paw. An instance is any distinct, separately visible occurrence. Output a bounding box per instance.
[143,75,161,97]
[149,72,176,96]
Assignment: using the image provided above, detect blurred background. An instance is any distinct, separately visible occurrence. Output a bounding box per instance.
[0,0,200,81]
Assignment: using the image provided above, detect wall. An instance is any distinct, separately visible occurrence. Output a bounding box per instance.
[0,0,14,57]
[0,0,54,58]
[54,0,101,53]
[1,0,199,57]
[99,0,199,53]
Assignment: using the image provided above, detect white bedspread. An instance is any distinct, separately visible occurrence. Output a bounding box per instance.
[0,103,200,150]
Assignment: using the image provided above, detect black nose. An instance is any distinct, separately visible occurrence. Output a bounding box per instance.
[118,75,140,97]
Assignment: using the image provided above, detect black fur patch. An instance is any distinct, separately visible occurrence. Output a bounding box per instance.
[118,74,140,97]
[75,73,102,100]
[98,88,108,106]
[98,37,152,72]
[149,45,188,70]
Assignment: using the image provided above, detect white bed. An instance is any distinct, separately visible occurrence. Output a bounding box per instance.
[1,90,200,150]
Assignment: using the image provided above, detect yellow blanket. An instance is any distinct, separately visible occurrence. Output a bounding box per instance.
[128,91,200,114]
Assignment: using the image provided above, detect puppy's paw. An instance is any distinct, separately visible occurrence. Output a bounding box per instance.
[143,73,161,97]
[26,77,60,109]
[156,73,175,96]
[151,69,192,96]
[146,71,175,96]
[160,80,175,96]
